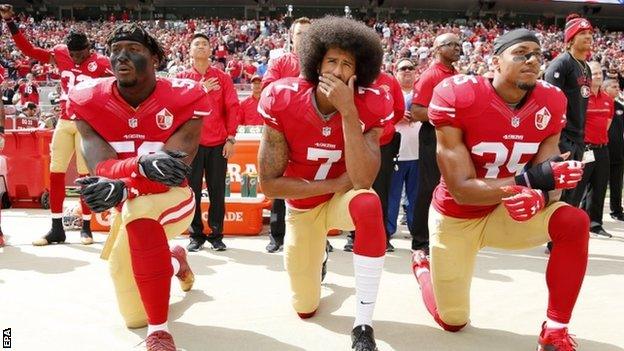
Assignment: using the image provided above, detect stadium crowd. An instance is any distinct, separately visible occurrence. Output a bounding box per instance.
[2,15,624,87]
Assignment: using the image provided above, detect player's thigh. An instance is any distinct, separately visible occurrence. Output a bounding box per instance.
[50,119,77,173]
[325,189,377,231]
[429,207,481,325]
[121,187,194,226]
[482,202,566,250]
[284,206,327,312]
[107,214,147,327]
[73,127,89,175]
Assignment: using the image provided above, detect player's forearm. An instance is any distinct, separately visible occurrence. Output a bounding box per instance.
[342,109,380,189]
[411,104,429,122]
[450,176,516,206]
[10,29,52,64]
[261,176,338,199]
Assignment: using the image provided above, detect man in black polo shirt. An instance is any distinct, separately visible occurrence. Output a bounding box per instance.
[544,14,593,203]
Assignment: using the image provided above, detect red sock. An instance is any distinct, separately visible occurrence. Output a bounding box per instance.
[546,206,589,324]
[348,193,386,257]
[78,174,91,217]
[49,172,66,216]
[126,218,172,325]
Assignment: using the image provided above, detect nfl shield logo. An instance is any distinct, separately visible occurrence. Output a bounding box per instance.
[511,116,520,128]
[322,126,332,137]
[128,118,138,129]
[535,107,551,131]
[156,108,174,130]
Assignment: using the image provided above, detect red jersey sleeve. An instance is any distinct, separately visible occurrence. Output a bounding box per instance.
[12,31,52,64]
[428,76,471,129]
[257,81,284,132]
[412,71,436,107]
[261,57,283,89]
[390,75,405,125]
[356,86,394,131]
[66,79,103,121]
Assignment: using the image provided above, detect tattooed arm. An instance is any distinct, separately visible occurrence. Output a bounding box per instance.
[258,125,352,199]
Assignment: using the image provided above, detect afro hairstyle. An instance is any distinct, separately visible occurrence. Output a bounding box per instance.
[297,16,383,87]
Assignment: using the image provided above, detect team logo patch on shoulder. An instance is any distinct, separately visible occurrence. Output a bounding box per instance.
[88,61,98,72]
[156,108,174,130]
[535,107,551,130]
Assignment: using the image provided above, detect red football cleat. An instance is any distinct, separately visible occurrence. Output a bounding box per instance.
[145,330,176,351]
[171,245,195,292]
[538,322,578,351]
[411,249,430,279]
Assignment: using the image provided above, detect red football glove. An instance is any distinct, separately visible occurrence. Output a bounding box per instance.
[551,160,583,189]
[501,185,546,222]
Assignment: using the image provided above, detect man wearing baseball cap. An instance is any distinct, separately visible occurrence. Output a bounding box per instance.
[545,14,593,205]
[238,74,263,126]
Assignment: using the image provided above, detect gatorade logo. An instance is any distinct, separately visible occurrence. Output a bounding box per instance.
[227,163,258,182]
[202,211,244,222]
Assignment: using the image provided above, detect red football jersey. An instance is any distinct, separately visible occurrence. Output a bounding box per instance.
[584,90,613,145]
[67,77,213,159]
[238,95,262,126]
[261,52,300,89]
[429,75,567,219]
[54,45,112,119]
[259,77,394,210]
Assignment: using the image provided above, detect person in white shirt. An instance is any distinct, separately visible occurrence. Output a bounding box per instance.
[387,58,421,236]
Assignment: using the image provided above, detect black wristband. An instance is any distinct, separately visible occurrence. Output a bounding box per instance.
[5,19,18,35]
[0,126,4,133]
[514,173,531,188]
[542,190,550,204]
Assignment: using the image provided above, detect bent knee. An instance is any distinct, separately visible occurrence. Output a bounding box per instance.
[549,206,590,243]
[438,309,469,332]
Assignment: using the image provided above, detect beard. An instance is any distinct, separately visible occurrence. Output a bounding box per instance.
[516,81,536,91]
[117,77,138,88]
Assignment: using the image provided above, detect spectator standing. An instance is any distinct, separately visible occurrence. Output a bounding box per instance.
[608,89,624,220]
[387,58,420,238]
[569,62,613,238]
[17,73,39,106]
[544,14,594,203]
[177,32,240,252]
[409,33,460,254]
[238,74,263,126]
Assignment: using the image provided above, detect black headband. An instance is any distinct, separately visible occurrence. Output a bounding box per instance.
[66,31,90,51]
[493,29,540,55]
[109,25,151,48]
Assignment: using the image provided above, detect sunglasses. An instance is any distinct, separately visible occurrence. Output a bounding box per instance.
[398,66,415,71]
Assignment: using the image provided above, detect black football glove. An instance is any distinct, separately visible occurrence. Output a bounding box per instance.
[514,155,562,191]
[76,176,127,213]
[138,150,190,187]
